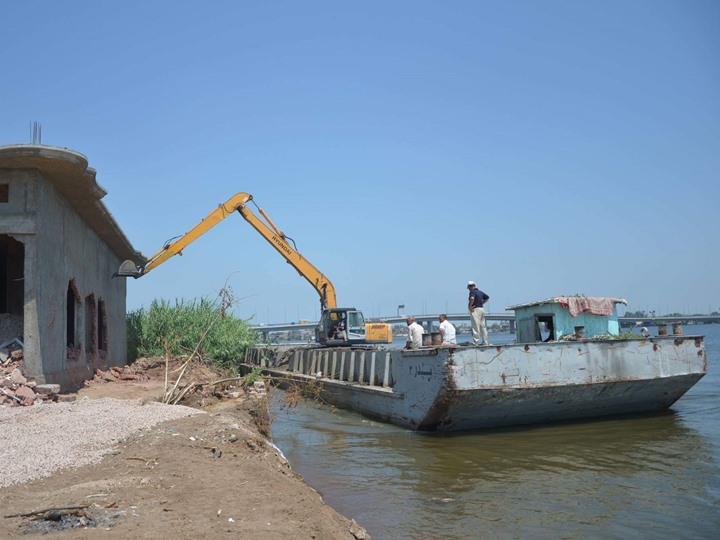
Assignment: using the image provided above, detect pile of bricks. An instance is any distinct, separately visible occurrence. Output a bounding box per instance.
[87,365,147,385]
[0,347,60,407]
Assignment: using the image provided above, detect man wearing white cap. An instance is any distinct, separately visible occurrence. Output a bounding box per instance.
[467,281,490,345]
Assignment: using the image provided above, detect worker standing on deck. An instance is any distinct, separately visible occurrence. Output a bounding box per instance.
[406,317,424,349]
[467,281,490,345]
[438,314,457,345]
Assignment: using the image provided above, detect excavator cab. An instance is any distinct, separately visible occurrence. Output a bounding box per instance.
[317,308,367,346]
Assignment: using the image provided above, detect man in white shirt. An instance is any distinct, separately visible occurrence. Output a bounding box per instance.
[406,316,424,349]
[438,314,457,345]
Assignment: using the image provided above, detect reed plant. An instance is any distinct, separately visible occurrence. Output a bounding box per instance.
[127,294,257,370]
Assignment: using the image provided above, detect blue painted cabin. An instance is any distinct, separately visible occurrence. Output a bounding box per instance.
[508,297,626,343]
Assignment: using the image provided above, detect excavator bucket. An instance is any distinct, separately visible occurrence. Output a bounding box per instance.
[114,260,144,278]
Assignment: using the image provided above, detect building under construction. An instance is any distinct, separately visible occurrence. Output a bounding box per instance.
[0,144,143,389]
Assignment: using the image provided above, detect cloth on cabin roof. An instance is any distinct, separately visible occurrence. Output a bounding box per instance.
[554,296,619,318]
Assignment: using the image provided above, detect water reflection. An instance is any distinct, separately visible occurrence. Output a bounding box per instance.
[272,395,719,540]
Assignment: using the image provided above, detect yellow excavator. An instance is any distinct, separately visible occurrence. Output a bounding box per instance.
[116,192,392,346]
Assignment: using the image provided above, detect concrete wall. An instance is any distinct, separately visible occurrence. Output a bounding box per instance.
[35,174,127,387]
[0,169,40,378]
[0,168,127,388]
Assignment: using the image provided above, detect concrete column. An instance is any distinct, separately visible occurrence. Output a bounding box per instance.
[382,352,391,387]
[20,235,43,382]
[358,352,366,384]
[348,351,355,382]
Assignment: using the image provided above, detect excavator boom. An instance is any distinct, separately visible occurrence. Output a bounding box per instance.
[117,192,337,310]
[117,191,392,344]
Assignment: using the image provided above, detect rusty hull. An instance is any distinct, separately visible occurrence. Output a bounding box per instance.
[248,335,707,432]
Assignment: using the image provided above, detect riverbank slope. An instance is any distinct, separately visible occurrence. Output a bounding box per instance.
[0,359,369,539]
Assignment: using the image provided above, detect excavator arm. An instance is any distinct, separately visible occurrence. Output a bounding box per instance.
[116,192,337,311]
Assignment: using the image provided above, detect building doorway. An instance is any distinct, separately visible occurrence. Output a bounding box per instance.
[0,234,24,344]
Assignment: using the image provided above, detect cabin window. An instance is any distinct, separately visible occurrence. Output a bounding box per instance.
[97,298,108,352]
[85,294,97,358]
[66,280,81,355]
[0,184,8,203]
[347,310,366,334]
[535,315,556,342]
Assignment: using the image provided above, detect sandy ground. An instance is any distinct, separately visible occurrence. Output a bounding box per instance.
[0,398,199,488]
[0,363,368,539]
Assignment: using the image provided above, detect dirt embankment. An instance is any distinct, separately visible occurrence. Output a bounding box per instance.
[0,358,369,539]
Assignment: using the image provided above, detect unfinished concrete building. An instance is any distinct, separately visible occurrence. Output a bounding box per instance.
[0,145,143,389]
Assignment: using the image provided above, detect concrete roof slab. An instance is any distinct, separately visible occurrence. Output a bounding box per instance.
[0,144,144,264]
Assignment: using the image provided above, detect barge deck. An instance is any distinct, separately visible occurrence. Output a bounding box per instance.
[243,335,707,432]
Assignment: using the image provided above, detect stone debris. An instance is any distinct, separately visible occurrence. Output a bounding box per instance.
[87,364,147,385]
[0,343,61,407]
[247,380,268,400]
[35,384,61,396]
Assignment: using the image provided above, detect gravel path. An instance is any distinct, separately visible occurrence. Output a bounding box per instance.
[0,397,200,488]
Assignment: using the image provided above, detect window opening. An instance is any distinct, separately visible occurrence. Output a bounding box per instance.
[98,299,108,352]
[66,280,81,351]
[0,235,24,344]
[535,315,556,342]
[85,294,97,358]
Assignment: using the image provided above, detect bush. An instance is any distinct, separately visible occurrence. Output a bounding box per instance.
[127,297,257,370]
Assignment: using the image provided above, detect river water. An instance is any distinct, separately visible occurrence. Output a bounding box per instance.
[270,326,720,539]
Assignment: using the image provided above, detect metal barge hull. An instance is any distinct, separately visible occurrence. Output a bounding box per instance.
[244,335,707,432]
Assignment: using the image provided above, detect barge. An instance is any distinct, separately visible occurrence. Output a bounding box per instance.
[243,297,707,432]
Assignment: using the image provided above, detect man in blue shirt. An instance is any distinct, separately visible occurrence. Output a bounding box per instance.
[467,281,490,345]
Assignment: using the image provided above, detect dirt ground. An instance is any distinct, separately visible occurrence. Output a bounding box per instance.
[0,360,369,539]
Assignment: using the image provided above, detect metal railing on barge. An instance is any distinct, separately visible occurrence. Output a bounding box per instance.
[245,346,395,389]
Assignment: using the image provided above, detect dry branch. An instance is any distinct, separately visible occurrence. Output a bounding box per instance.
[5,504,90,519]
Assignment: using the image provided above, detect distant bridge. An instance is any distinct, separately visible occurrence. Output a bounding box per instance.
[250,312,516,338]
[617,315,720,326]
[250,313,720,339]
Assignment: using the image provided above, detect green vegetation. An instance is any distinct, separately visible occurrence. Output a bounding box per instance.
[558,331,646,342]
[127,297,257,370]
[241,366,264,386]
[595,331,647,341]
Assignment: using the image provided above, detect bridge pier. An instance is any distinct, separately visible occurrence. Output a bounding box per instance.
[508,319,515,333]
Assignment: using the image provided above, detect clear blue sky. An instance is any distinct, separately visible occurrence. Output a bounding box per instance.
[2,1,719,321]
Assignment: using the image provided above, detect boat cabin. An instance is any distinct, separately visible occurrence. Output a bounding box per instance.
[507,296,627,343]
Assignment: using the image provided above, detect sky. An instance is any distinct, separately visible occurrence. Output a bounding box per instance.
[2,1,719,322]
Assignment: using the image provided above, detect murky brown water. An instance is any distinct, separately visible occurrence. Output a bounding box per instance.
[270,326,720,539]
